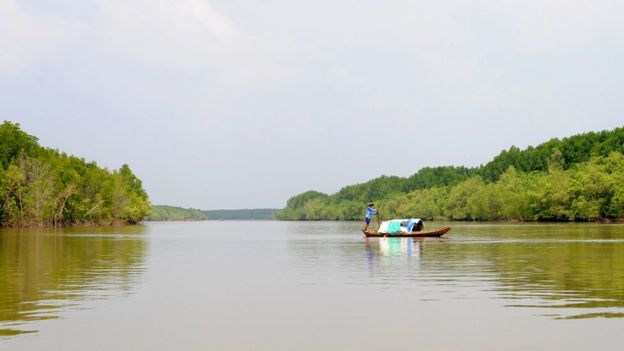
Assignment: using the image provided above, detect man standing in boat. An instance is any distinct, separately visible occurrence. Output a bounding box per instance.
[364,202,378,232]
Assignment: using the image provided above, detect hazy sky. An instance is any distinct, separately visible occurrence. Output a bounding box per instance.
[1,0,623,209]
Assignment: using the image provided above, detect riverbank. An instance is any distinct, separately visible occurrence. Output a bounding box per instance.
[0,121,150,227]
[277,128,624,222]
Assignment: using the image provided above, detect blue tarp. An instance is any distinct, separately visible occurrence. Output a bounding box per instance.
[406,218,420,232]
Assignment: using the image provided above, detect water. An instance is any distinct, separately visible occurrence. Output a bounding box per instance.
[1,221,623,350]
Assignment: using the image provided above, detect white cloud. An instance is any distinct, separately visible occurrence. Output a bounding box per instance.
[95,0,239,67]
[90,0,298,88]
[2,0,624,208]
[480,0,624,54]
[0,0,77,74]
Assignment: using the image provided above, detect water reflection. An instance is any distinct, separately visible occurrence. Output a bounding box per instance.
[366,237,451,257]
[360,224,624,320]
[0,226,146,336]
[483,238,624,320]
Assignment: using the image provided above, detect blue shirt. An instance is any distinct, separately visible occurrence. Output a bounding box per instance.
[365,207,377,220]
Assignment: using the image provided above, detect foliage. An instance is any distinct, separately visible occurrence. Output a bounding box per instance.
[277,126,624,222]
[0,121,150,227]
[479,127,624,181]
[147,206,278,221]
[275,190,329,220]
[203,208,277,220]
[146,205,207,221]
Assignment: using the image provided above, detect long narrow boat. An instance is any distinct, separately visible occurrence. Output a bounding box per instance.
[362,226,451,238]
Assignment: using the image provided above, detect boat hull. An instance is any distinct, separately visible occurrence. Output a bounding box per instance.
[363,226,451,238]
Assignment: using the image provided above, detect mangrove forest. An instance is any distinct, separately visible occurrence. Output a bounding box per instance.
[277,127,624,222]
[0,121,150,227]
[146,205,278,221]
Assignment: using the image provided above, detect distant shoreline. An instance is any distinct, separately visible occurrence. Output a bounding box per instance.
[146,205,278,221]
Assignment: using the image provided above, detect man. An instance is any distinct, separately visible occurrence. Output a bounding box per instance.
[364,202,378,232]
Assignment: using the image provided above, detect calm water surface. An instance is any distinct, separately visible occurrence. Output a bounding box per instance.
[1,221,623,350]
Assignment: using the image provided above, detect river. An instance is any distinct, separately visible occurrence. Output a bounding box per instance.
[1,221,623,350]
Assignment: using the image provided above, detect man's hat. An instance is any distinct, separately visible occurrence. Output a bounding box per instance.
[368,202,375,207]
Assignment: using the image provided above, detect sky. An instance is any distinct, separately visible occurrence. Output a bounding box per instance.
[1,0,623,209]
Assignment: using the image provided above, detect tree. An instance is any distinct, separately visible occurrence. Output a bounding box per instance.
[0,121,151,227]
[0,121,40,169]
[276,126,624,222]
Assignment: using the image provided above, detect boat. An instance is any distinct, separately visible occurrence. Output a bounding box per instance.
[362,226,451,238]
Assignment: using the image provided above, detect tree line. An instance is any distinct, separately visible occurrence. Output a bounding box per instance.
[204,208,277,220]
[146,205,278,221]
[0,121,150,227]
[146,205,207,221]
[276,127,624,221]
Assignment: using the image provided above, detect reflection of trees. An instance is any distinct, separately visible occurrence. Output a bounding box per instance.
[363,225,624,319]
[0,227,146,336]
[482,241,624,319]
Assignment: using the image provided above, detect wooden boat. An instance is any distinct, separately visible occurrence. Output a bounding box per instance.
[362,226,451,238]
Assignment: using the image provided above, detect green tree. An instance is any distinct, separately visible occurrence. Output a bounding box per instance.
[0,121,151,227]
[0,121,40,169]
[276,126,624,222]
